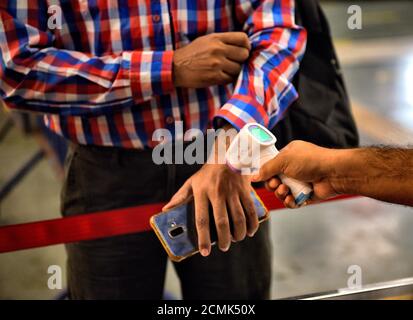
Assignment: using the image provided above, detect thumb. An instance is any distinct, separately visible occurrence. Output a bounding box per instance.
[162,178,193,211]
[251,155,285,182]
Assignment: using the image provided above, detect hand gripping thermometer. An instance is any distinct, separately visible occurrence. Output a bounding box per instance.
[225,123,313,206]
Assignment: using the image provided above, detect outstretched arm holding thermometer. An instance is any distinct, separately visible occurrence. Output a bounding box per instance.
[252,140,413,208]
[165,123,413,258]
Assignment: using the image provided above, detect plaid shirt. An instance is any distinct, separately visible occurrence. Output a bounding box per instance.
[0,0,306,149]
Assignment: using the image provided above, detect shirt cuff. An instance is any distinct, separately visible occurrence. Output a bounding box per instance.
[213,94,269,131]
[130,50,174,102]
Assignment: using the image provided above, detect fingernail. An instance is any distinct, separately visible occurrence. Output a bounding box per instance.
[200,249,209,257]
[221,246,230,252]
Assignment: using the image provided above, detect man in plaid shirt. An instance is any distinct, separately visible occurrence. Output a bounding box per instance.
[0,0,306,299]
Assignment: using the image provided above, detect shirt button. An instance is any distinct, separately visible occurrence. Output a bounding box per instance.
[152,14,161,23]
[165,116,175,125]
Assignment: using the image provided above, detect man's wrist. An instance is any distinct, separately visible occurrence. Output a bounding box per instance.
[217,123,237,148]
[327,149,360,195]
[207,123,237,164]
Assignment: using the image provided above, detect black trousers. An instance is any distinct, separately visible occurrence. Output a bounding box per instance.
[61,144,272,300]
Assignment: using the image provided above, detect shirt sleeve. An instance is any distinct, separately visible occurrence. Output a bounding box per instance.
[214,0,307,130]
[0,2,174,117]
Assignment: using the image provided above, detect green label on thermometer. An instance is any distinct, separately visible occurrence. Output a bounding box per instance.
[249,125,273,143]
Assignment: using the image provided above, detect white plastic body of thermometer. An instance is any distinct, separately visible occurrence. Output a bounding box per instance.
[225,123,313,206]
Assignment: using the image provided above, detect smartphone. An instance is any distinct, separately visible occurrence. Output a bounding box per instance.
[150,189,269,262]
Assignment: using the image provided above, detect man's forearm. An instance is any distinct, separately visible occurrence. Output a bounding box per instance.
[329,148,413,206]
[213,0,307,131]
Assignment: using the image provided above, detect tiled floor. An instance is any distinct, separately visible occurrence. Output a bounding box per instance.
[0,1,412,299]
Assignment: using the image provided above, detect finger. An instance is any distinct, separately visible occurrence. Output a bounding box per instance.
[268,177,282,190]
[221,58,242,77]
[215,32,251,49]
[228,196,246,242]
[211,198,231,252]
[273,188,288,203]
[284,195,298,209]
[251,155,285,182]
[162,178,193,211]
[194,192,211,257]
[216,71,237,85]
[222,44,250,62]
[276,184,290,199]
[311,183,332,202]
[240,189,259,237]
[265,181,273,192]
[273,189,285,202]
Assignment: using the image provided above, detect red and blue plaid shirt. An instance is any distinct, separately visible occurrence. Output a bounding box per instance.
[0,0,306,149]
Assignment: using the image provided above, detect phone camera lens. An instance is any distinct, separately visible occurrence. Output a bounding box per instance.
[169,226,184,238]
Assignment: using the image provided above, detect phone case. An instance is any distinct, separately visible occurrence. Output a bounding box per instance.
[150,189,269,262]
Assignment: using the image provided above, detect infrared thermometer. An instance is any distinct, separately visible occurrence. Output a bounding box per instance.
[225,123,313,206]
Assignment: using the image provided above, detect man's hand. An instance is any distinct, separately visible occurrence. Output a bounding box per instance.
[163,125,259,257]
[252,141,340,208]
[173,32,251,88]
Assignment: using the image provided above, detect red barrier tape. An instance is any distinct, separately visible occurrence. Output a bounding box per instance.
[0,188,357,254]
